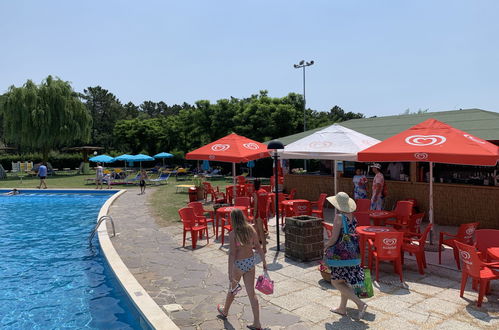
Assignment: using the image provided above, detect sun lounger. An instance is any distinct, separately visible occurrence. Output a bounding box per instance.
[148,172,170,185]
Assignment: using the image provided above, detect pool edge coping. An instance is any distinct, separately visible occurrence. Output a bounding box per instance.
[97,190,179,330]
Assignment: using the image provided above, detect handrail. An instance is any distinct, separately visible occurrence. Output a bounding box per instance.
[89,215,115,245]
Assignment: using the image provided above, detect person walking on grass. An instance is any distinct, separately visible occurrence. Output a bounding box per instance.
[37,162,48,189]
[95,163,104,189]
[139,169,148,195]
[218,209,267,330]
[324,192,368,319]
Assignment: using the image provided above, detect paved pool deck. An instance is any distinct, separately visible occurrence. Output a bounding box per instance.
[107,189,499,329]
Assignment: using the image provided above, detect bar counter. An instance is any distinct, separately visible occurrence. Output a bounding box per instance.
[283,174,499,229]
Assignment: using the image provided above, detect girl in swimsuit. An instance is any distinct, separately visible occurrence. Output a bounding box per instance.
[218,209,267,330]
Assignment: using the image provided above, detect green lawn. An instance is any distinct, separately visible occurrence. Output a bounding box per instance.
[0,174,230,228]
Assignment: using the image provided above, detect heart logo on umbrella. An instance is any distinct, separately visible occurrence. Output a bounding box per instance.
[211,144,230,151]
[414,152,428,160]
[405,135,446,146]
[243,143,260,150]
[309,141,332,149]
[383,238,397,246]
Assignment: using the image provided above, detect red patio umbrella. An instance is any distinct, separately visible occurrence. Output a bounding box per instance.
[358,118,499,242]
[186,133,270,198]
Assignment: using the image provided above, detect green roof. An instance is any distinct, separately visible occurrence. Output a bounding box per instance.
[273,108,499,145]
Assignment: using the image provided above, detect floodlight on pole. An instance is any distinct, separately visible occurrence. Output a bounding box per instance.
[293,59,314,170]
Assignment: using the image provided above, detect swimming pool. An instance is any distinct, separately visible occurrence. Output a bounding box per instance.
[0,191,149,329]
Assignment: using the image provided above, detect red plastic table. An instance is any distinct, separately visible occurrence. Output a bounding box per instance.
[280,199,309,222]
[215,206,247,240]
[356,226,400,266]
[487,247,499,261]
[369,210,397,226]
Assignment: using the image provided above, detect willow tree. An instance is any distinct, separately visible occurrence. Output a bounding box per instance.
[2,76,92,161]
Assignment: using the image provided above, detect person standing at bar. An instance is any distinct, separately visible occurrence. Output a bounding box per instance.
[370,163,384,210]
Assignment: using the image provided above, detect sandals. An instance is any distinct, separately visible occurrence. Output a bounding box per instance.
[247,326,263,330]
[358,303,368,319]
[330,308,347,316]
[217,304,227,319]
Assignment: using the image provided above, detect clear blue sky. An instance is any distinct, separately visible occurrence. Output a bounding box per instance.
[2,0,499,117]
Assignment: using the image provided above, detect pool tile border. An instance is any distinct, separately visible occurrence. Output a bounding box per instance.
[97,189,179,330]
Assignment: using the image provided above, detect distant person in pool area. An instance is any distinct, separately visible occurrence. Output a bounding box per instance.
[139,169,148,195]
[4,188,20,195]
[95,163,104,189]
[37,162,48,189]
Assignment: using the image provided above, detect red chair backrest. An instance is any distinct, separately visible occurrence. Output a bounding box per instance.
[356,199,371,212]
[256,190,269,218]
[261,185,271,192]
[374,232,403,258]
[237,176,246,185]
[404,198,417,208]
[291,201,311,216]
[456,222,480,244]
[394,201,413,224]
[179,207,196,228]
[415,224,432,249]
[475,229,499,254]
[235,197,251,208]
[455,241,484,278]
[316,193,327,211]
[245,183,254,196]
[353,211,370,226]
[407,213,425,233]
[187,202,204,217]
[288,188,297,200]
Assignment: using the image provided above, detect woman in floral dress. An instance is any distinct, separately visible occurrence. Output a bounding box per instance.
[352,168,368,200]
[324,192,368,319]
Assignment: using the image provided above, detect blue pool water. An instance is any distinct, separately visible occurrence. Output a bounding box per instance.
[0,192,148,329]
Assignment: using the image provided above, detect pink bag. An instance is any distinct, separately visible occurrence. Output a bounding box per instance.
[255,271,274,295]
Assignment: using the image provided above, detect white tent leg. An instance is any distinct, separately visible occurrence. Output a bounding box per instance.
[429,161,434,244]
[334,160,338,195]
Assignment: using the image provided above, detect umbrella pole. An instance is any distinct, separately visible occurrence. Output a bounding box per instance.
[233,163,237,204]
[429,161,434,244]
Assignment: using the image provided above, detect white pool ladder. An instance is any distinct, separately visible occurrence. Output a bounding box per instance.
[88,215,115,245]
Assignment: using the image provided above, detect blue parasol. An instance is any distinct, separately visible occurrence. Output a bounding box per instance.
[132,154,154,169]
[154,152,173,166]
[89,155,115,163]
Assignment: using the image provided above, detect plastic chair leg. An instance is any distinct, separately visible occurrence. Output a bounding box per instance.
[453,247,461,270]
[183,230,186,247]
[477,279,488,307]
[397,258,403,282]
[375,259,380,282]
[460,273,468,297]
[191,230,198,249]
[221,226,225,245]
[205,227,209,244]
[416,254,425,275]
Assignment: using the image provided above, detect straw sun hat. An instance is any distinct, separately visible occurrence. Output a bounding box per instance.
[326,192,357,213]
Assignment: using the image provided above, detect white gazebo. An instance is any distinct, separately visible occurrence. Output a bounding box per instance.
[278,124,381,193]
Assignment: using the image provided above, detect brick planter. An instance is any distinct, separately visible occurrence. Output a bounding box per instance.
[284,215,324,262]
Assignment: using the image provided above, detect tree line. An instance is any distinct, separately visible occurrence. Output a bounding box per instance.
[0,76,364,161]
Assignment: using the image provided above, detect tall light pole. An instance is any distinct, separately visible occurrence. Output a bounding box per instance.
[293,60,314,170]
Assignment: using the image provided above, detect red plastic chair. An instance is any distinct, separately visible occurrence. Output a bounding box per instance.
[203,182,225,203]
[475,229,499,261]
[311,193,327,219]
[439,222,480,269]
[355,199,371,212]
[455,241,499,307]
[237,175,246,185]
[353,211,371,226]
[188,202,215,234]
[235,196,252,220]
[322,222,333,238]
[178,207,209,249]
[395,212,425,234]
[245,183,255,198]
[220,215,233,246]
[289,201,312,216]
[404,198,418,213]
[402,224,432,274]
[286,188,297,200]
[368,231,404,282]
[386,200,413,226]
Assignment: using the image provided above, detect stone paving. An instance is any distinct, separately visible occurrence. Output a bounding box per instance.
[107,189,499,329]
